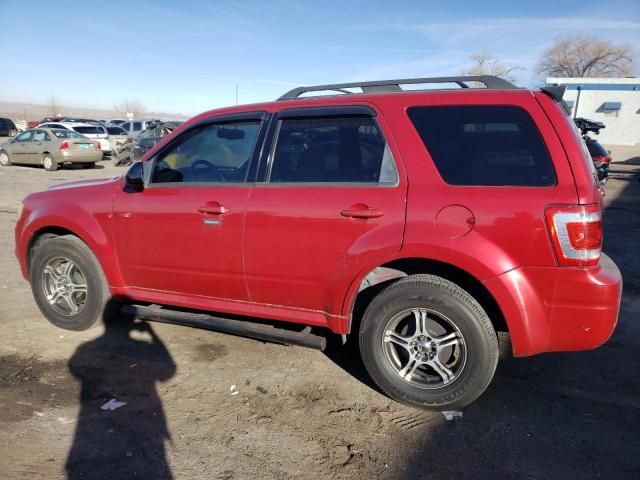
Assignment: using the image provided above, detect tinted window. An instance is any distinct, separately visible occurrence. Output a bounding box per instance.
[121,122,131,131]
[73,126,103,135]
[107,126,127,135]
[151,121,261,184]
[407,106,555,186]
[0,118,15,128]
[132,122,142,131]
[270,116,397,184]
[586,140,608,157]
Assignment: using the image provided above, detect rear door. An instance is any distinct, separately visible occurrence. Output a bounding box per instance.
[112,112,267,302]
[244,106,407,321]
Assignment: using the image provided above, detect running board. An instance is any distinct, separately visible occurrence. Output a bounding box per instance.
[120,304,327,351]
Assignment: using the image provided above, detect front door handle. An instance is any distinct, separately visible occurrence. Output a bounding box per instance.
[198,202,230,215]
[341,204,384,219]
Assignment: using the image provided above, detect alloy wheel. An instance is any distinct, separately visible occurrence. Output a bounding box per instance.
[382,307,467,389]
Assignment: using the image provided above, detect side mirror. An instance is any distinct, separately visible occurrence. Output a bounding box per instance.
[124,161,145,190]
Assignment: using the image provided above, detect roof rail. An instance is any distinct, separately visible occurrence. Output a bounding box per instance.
[278,75,517,100]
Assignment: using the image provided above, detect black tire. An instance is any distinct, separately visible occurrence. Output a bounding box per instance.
[0,150,11,166]
[30,235,118,331]
[359,274,498,410]
[42,154,58,171]
[81,162,95,169]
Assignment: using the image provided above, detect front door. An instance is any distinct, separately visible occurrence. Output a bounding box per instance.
[112,114,266,302]
[244,109,407,320]
[27,130,49,164]
[10,131,32,163]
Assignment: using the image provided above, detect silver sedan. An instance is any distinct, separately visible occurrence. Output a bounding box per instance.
[0,128,103,171]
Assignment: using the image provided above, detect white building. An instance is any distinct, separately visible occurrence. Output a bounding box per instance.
[546,77,640,146]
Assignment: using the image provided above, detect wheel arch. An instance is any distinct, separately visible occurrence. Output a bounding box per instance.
[344,257,509,342]
[21,213,124,289]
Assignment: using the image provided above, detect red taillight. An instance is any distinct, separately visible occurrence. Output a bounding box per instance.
[545,204,602,266]
[592,155,611,165]
[59,141,69,150]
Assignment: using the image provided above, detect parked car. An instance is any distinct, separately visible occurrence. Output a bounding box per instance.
[0,128,101,170]
[574,117,611,183]
[0,117,18,137]
[120,119,161,138]
[14,76,621,411]
[38,122,111,155]
[132,122,180,161]
[106,125,129,154]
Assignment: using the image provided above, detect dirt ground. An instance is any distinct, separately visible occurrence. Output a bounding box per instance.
[0,150,639,480]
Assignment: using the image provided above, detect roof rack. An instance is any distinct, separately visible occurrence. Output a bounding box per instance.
[278,75,517,100]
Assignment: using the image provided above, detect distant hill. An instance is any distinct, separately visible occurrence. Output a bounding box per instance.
[0,101,190,123]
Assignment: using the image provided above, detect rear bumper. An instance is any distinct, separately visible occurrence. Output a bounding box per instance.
[485,253,622,356]
[59,150,103,163]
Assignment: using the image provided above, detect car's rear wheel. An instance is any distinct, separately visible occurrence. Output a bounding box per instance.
[0,151,11,166]
[42,154,57,171]
[30,235,118,331]
[359,274,499,410]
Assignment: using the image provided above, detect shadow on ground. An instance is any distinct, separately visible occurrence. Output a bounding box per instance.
[65,316,176,480]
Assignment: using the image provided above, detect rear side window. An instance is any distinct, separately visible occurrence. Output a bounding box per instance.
[107,126,126,135]
[407,106,556,186]
[133,122,142,131]
[269,117,398,184]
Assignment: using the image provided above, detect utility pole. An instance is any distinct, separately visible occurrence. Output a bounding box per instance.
[235,85,239,105]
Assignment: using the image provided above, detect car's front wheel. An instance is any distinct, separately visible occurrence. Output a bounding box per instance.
[359,274,499,410]
[30,235,118,331]
[0,151,11,166]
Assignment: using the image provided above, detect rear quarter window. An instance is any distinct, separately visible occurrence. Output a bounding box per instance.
[407,106,556,186]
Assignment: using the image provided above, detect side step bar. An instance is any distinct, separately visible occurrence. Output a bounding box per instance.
[120,304,327,351]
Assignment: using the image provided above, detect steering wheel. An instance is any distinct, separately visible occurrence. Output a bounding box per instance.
[191,159,225,182]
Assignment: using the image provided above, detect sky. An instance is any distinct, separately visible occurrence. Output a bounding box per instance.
[0,0,638,116]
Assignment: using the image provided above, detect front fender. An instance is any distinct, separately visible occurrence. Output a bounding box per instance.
[17,201,124,288]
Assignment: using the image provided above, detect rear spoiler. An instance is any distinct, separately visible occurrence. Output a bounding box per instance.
[540,85,571,115]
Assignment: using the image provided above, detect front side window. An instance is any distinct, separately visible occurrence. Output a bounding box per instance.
[132,122,142,131]
[151,120,262,184]
[407,106,556,186]
[15,131,33,142]
[269,116,397,184]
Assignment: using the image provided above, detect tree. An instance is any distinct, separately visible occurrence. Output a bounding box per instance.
[536,34,635,78]
[462,53,523,83]
[113,98,147,119]
[48,94,60,117]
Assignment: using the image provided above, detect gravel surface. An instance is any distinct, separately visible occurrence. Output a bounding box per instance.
[0,155,638,479]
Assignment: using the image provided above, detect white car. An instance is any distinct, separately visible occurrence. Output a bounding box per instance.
[38,122,111,155]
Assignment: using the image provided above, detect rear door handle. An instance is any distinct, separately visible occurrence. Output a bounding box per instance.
[198,202,230,215]
[341,204,385,219]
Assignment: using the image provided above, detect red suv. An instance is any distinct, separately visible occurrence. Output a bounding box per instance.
[14,76,622,410]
